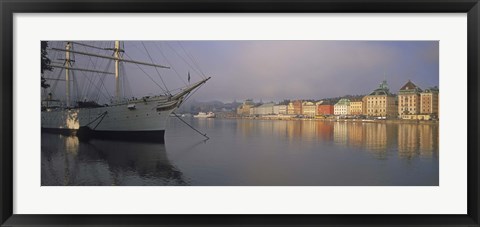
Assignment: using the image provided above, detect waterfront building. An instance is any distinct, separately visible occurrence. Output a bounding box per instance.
[273,105,279,115]
[302,101,316,118]
[334,98,351,116]
[287,102,295,115]
[317,101,334,116]
[274,104,288,115]
[398,80,422,118]
[420,86,439,117]
[249,106,256,115]
[255,102,275,115]
[249,103,263,115]
[236,99,255,116]
[293,100,303,115]
[362,96,368,115]
[350,98,364,115]
[364,80,397,118]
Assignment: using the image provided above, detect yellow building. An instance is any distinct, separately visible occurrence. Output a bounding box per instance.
[287,102,295,115]
[362,96,368,115]
[398,80,422,118]
[364,80,397,118]
[236,99,255,116]
[350,99,364,115]
[420,87,439,118]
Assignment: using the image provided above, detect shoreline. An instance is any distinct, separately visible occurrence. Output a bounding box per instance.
[216,116,439,124]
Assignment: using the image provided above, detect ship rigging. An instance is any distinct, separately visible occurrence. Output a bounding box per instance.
[41,41,210,142]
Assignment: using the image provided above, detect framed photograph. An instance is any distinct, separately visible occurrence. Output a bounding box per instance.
[1,0,479,226]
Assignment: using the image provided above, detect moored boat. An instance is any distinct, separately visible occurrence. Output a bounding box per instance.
[41,41,210,142]
[193,112,215,118]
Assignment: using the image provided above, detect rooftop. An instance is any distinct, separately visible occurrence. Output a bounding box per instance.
[335,98,351,106]
[369,80,392,96]
[399,80,423,94]
[423,86,439,93]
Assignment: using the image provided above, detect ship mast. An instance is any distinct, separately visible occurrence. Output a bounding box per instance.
[50,41,172,104]
[65,42,71,107]
[114,41,121,102]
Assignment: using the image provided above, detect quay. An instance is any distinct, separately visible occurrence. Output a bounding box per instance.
[220,115,439,125]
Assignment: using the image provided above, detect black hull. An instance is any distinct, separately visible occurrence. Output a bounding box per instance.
[41,127,77,136]
[42,127,166,143]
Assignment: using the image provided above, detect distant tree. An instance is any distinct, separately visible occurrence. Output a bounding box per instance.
[41,41,52,89]
[278,99,290,105]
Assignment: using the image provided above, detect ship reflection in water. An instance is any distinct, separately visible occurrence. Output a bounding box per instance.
[42,119,438,186]
[41,133,187,186]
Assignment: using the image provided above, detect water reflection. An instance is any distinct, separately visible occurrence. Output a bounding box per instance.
[41,133,187,186]
[235,120,439,160]
[333,122,434,160]
[364,123,388,159]
[316,121,334,142]
[42,119,439,186]
[398,124,439,159]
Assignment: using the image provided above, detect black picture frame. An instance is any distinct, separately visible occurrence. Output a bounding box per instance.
[1,0,479,226]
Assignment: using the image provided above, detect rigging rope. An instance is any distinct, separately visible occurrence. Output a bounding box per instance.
[153,42,187,86]
[124,52,167,94]
[49,67,64,97]
[121,63,133,99]
[165,42,204,79]
[141,42,170,94]
[47,41,68,99]
[92,41,111,102]
[81,41,105,100]
[72,70,80,103]
[69,41,108,51]
[177,42,207,79]
[78,70,110,103]
[95,60,112,102]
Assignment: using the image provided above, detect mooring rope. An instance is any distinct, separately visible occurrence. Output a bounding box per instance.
[85,111,108,129]
[171,112,209,140]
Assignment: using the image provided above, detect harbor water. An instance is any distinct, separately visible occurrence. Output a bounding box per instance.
[41,118,439,186]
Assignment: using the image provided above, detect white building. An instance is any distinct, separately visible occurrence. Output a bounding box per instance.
[249,107,257,115]
[274,105,288,115]
[252,103,275,115]
[302,101,316,117]
[334,98,351,115]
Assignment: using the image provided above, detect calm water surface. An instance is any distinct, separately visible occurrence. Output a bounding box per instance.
[41,118,439,186]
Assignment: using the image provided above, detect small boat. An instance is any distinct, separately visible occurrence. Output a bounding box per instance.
[194,112,215,118]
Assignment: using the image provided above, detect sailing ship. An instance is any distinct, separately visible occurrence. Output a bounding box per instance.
[41,41,210,142]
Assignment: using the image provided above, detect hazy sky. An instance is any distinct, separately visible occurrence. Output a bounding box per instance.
[44,41,439,103]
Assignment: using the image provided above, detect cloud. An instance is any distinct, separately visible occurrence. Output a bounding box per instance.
[45,41,439,103]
